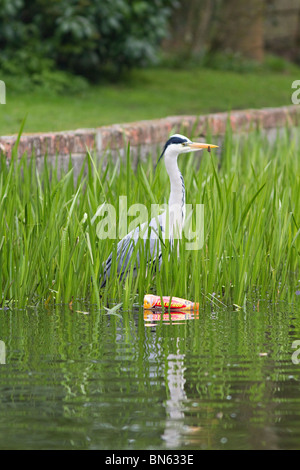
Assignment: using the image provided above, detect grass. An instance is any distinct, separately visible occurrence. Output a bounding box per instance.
[0,125,299,310]
[1,64,299,135]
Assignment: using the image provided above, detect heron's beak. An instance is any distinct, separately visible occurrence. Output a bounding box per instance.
[188,142,219,150]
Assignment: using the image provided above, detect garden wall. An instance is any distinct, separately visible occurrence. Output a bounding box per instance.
[0,105,299,173]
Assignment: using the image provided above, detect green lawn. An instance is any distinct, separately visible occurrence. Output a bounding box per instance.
[1,66,299,135]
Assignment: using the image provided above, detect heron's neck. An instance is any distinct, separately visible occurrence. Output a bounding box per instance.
[164,154,185,222]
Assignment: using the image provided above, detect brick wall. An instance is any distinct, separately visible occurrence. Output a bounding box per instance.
[0,105,299,169]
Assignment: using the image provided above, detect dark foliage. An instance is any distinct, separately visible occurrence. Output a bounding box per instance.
[0,0,176,91]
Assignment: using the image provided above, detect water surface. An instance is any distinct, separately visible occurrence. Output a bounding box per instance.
[0,301,300,450]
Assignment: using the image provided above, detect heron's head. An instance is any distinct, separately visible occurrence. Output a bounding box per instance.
[157,134,218,165]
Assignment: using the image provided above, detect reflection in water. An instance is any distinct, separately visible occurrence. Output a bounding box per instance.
[144,306,300,450]
[162,347,187,448]
[0,304,300,449]
[144,310,198,325]
[144,310,196,448]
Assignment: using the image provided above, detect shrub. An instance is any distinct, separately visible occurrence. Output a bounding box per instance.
[0,0,177,91]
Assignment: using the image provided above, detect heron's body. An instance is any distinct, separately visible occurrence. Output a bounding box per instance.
[100,134,217,287]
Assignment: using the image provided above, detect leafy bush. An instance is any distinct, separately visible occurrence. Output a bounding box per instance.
[0,0,176,92]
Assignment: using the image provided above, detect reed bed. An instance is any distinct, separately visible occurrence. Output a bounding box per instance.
[0,126,299,309]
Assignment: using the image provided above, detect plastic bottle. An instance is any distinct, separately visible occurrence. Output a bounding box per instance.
[144,294,199,311]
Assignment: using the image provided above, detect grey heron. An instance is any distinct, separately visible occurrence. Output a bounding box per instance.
[100,134,218,288]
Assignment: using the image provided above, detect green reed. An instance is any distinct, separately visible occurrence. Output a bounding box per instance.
[0,126,299,309]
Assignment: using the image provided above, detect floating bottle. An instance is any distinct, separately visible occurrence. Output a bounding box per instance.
[143,294,199,311]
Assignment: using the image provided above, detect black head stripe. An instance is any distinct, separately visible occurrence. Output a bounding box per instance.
[155,136,188,170]
[165,136,188,146]
[155,149,165,171]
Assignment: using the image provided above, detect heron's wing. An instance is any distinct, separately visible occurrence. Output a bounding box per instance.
[100,232,135,288]
[133,215,166,273]
[100,213,166,288]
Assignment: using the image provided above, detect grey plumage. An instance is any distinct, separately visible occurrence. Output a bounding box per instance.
[100,213,165,287]
[100,134,218,288]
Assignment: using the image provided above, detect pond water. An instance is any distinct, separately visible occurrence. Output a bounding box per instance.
[0,301,300,450]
